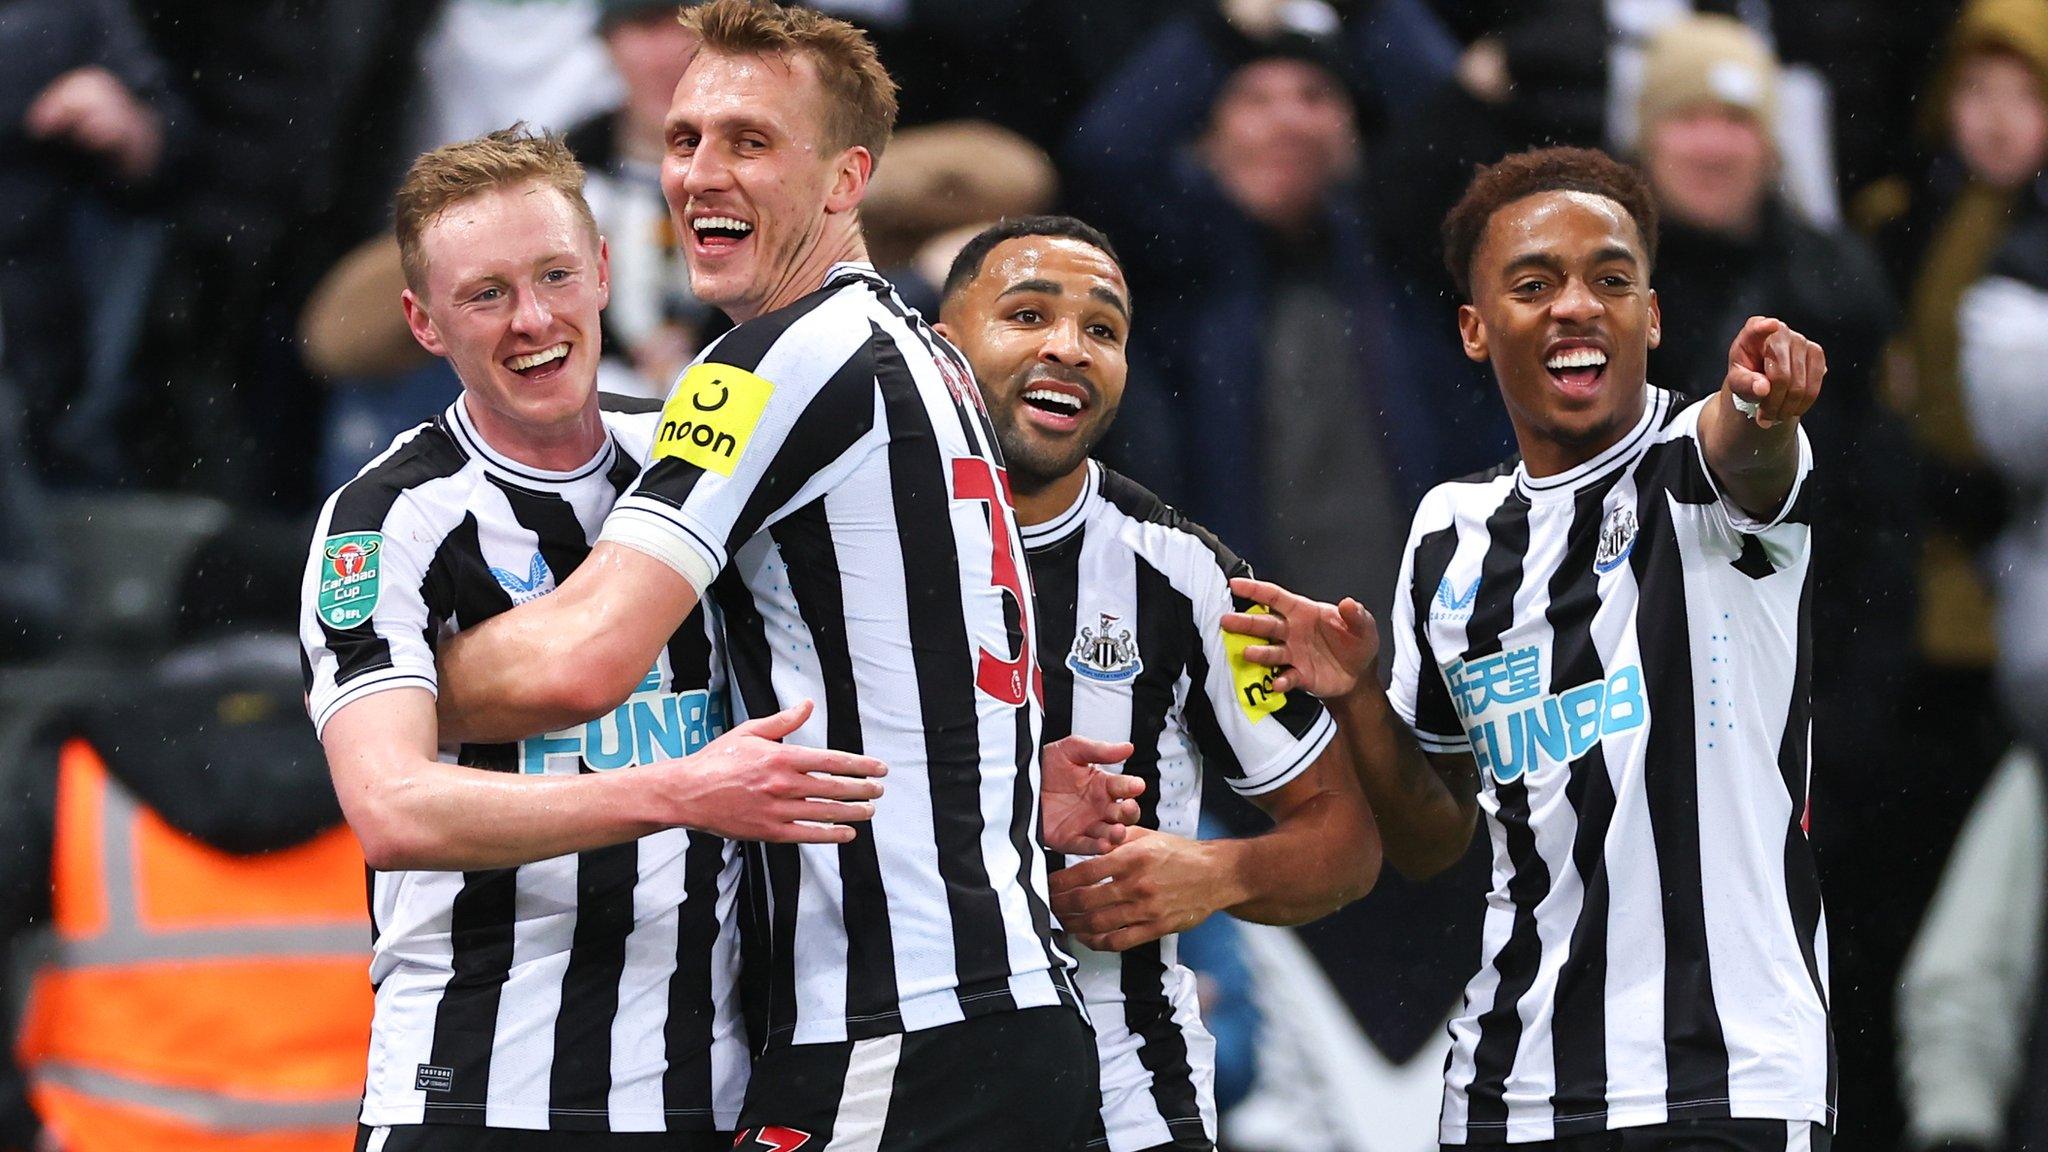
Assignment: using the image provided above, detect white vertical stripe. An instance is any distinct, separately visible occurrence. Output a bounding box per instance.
[1087,1000,1177,1152]
[609,831,686,1127]
[487,870,573,1122]
[823,1035,904,1152]
[1787,1119,1811,1152]
[364,1127,391,1152]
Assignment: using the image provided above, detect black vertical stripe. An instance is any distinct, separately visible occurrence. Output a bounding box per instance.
[1631,443,1733,1116]
[628,281,845,522]
[875,334,1017,1016]
[1777,566,1835,1118]
[421,512,519,772]
[1463,491,1548,1135]
[1406,526,1463,743]
[317,425,468,687]
[1029,535,1084,879]
[492,480,639,1124]
[772,500,903,1038]
[1121,560,1203,1134]
[423,866,520,1122]
[664,830,731,1120]
[1544,474,1626,1136]
[723,333,878,558]
[711,565,800,1045]
[420,507,525,1120]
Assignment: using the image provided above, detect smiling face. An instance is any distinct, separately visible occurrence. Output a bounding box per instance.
[1642,104,1774,236]
[661,48,869,322]
[1203,58,1358,230]
[936,236,1131,494]
[1458,190,1660,476]
[402,181,609,444]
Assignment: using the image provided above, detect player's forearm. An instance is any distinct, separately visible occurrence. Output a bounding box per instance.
[1700,388,1801,519]
[1209,790,1380,926]
[436,582,644,743]
[1328,677,1477,879]
[345,754,663,871]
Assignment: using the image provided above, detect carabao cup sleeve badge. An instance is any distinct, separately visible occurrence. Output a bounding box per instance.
[318,532,383,629]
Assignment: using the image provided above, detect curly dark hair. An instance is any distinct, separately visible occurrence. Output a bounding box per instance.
[1441,146,1658,301]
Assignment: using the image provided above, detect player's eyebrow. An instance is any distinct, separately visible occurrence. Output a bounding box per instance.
[997,279,1130,321]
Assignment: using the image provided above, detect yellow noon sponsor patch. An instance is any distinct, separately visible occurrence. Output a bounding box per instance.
[653,362,775,476]
[1222,604,1288,721]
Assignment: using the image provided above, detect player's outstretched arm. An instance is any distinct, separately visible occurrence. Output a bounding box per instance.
[1041,735,1144,857]
[1226,576,1480,879]
[436,542,700,743]
[1700,315,1824,520]
[1047,751,1381,953]
[325,689,886,870]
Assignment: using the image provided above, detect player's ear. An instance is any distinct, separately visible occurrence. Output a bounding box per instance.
[825,146,872,215]
[402,288,446,357]
[1646,287,1661,350]
[932,319,955,343]
[1457,303,1490,363]
[595,235,612,310]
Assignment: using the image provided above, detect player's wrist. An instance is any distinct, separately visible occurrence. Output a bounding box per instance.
[1197,838,1255,913]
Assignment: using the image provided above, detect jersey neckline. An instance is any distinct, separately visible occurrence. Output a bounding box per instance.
[1513,387,1671,503]
[1021,459,1102,552]
[446,395,618,488]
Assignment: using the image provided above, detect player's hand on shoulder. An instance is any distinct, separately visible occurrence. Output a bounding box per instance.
[1041,735,1142,856]
[1225,576,1379,699]
[1724,315,1826,430]
[650,700,886,843]
[1049,827,1224,952]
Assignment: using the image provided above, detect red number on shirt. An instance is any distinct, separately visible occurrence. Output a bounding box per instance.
[951,455,1033,706]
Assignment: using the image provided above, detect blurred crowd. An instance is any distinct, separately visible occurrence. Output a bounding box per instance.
[1,0,2046,1149]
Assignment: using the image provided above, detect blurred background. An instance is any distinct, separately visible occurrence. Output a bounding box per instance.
[1,0,2045,1149]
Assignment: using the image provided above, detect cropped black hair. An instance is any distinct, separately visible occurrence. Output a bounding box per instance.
[1441,146,1659,301]
[940,215,1126,307]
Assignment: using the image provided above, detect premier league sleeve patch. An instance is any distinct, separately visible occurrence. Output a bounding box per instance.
[317,531,383,629]
[654,362,775,476]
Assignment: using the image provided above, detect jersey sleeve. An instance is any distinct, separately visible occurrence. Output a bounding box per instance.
[1389,492,1472,754]
[1677,395,1815,537]
[599,296,884,595]
[1184,556,1337,798]
[300,487,441,739]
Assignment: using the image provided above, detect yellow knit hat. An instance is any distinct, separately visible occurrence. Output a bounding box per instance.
[1638,15,1780,139]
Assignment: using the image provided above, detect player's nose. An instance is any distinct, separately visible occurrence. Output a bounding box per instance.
[1550,276,1605,324]
[1039,317,1091,367]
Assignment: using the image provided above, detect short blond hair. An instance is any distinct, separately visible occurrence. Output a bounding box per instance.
[680,0,899,163]
[393,125,598,292]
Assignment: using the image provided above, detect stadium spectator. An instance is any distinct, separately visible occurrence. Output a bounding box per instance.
[1065,0,1503,617]
[1895,745,2048,1152]
[132,0,434,508]
[1852,0,2048,817]
[0,0,187,487]
[1960,175,2048,768]
[0,518,372,1152]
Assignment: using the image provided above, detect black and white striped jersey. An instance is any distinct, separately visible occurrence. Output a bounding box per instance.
[597,262,1078,1049]
[1027,461,1335,1152]
[1388,388,1832,1145]
[300,394,747,1133]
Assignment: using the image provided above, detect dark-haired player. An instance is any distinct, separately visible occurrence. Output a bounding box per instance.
[1231,147,1834,1151]
[935,215,1383,1152]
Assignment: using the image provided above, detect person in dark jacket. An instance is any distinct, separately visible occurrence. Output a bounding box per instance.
[1064,0,1508,619]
